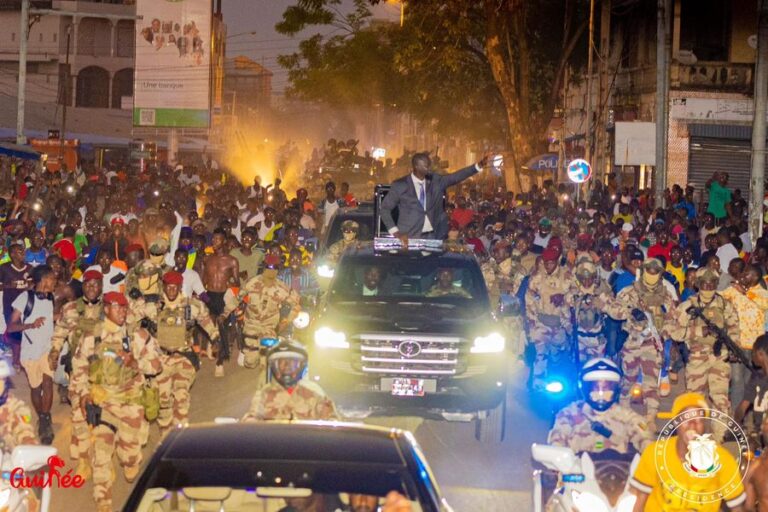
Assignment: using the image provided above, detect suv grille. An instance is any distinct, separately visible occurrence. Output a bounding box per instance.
[356,333,462,375]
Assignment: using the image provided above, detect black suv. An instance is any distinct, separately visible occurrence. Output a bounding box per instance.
[309,242,508,442]
[122,421,451,512]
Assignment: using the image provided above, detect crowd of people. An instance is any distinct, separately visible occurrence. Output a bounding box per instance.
[1,146,768,510]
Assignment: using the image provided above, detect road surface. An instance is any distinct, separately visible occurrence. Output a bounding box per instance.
[12,354,547,511]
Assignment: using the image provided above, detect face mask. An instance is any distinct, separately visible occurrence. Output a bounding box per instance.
[699,289,716,302]
[263,269,278,281]
[342,232,356,242]
[149,254,165,265]
[643,271,661,287]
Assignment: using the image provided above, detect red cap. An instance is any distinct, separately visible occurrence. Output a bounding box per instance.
[547,237,563,251]
[125,243,144,254]
[542,247,559,262]
[103,291,128,306]
[162,271,184,286]
[111,217,125,226]
[264,253,282,269]
[82,270,103,282]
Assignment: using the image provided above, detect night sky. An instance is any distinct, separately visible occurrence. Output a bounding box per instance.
[220,0,399,94]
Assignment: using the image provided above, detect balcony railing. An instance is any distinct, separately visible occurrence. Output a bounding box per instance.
[674,62,754,94]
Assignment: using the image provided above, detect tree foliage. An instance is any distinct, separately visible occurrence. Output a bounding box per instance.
[276,0,588,187]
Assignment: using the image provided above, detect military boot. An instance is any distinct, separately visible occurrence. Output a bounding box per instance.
[38,413,54,445]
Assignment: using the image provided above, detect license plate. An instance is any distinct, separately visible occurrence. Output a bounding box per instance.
[391,378,425,397]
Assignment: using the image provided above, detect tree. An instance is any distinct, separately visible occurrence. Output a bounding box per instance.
[277,0,587,191]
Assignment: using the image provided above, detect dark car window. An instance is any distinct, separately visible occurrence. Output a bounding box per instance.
[330,255,488,306]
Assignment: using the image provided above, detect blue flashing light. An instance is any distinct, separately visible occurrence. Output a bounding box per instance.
[545,380,565,394]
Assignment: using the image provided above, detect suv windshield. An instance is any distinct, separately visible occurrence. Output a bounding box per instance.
[330,254,488,306]
[324,213,374,249]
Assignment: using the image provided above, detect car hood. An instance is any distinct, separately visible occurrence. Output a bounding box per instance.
[319,300,495,337]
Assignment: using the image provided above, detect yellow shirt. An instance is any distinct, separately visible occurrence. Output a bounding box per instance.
[720,285,768,349]
[630,437,745,512]
[666,262,685,295]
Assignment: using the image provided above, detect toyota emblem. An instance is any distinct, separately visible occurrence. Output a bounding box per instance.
[398,340,422,358]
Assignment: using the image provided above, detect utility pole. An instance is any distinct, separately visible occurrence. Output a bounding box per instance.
[59,23,71,168]
[654,0,671,207]
[584,0,596,166]
[16,0,29,145]
[750,0,768,244]
[596,0,611,183]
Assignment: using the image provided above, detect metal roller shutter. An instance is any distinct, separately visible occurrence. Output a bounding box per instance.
[688,136,751,198]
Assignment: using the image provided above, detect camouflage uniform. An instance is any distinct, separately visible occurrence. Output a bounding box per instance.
[223,276,301,368]
[525,265,574,379]
[0,394,37,449]
[664,292,739,433]
[603,280,677,420]
[69,322,163,510]
[242,381,339,421]
[490,256,527,357]
[567,277,616,362]
[129,295,218,433]
[326,220,359,265]
[50,297,104,461]
[548,401,653,454]
[124,260,169,300]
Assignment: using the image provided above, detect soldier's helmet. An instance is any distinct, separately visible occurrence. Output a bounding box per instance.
[0,357,14,406]
[578,358,622,412]
[267,340,308,389]
[341,220,359,233]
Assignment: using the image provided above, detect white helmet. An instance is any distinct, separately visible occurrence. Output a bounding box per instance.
[578,358,622,412]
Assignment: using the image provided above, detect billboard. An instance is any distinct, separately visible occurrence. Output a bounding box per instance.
[133,0,211,128]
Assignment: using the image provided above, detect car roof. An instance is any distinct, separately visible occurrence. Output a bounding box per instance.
[159,421,409,465]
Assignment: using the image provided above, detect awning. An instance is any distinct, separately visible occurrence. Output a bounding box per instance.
[0,142,40,160]
[523,153,559,171]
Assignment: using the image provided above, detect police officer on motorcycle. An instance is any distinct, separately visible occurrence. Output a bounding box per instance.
[548,358,653,454]
[242,340,338,421]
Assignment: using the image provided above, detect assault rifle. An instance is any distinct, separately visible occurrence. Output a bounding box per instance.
[686,306,755,374]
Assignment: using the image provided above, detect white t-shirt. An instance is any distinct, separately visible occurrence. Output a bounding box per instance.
[12,292,54,361]
[716,243,740,273]
[241,210,265,228]
[181,268,205,298]
[85,264,125,294]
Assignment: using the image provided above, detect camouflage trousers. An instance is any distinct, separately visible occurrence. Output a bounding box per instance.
[157,353,197,432]
[68,389,90,460]
[242,331,276,369]
[91,401,144,509]
[620,338,661,418]
[687,348,731,439]
[576,333,606,363]
[502,316,526,358]
[529,323,568,378]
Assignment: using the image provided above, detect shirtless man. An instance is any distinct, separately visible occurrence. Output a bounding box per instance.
[744,453,767,511]
[201,228,240,377]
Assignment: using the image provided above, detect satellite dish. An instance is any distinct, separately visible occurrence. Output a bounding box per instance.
[677,50,698,65]
[748,34,758,50]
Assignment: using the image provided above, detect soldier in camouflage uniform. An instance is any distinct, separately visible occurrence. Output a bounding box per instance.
[242,340,338,421]
[567,260,616,361]
[223,254,301,369]
[48,269,104,475]
[69,292,163,512]
[326,220,360,265]
[549,358,652,454]
[0,358,37,449]
[663,268,740,440]
[603,258,678,425]
[525,247,574,387]
[124,239,172,301]
[129,271,218,436]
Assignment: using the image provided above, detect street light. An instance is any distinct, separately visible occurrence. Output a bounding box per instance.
[386,0,405,27]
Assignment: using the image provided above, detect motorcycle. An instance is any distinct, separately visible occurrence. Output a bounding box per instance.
[531,444,638,512]
[0,445,58,512]
[244,312,311,380]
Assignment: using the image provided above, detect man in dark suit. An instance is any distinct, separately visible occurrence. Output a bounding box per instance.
[380,152,491,246]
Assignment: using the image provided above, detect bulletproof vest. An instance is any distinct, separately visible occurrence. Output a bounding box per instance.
[635,282,667,327]
[575,295,603,331]
[695,296,726,344]
[156,301,191,351]
[87,334,138,388]
[73,301,104,351]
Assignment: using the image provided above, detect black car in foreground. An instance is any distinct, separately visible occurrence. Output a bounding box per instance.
[123,421,451,512]
[309,241,509,443]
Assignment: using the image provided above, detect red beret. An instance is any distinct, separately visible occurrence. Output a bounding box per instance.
[264,253,282,269]
[82,270,103,282]
[162,271,184,286]
[110,217,125,226]
[103,292,128,306]
[542,247,559,262]
[547,237,563,250]
[125,243,144,255]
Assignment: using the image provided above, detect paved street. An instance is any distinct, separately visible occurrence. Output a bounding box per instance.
[19,354,548,511]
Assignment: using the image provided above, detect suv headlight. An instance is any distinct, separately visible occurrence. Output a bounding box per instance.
[314,327,349,349]
[471,332,505,353]
[317,264,335,279]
